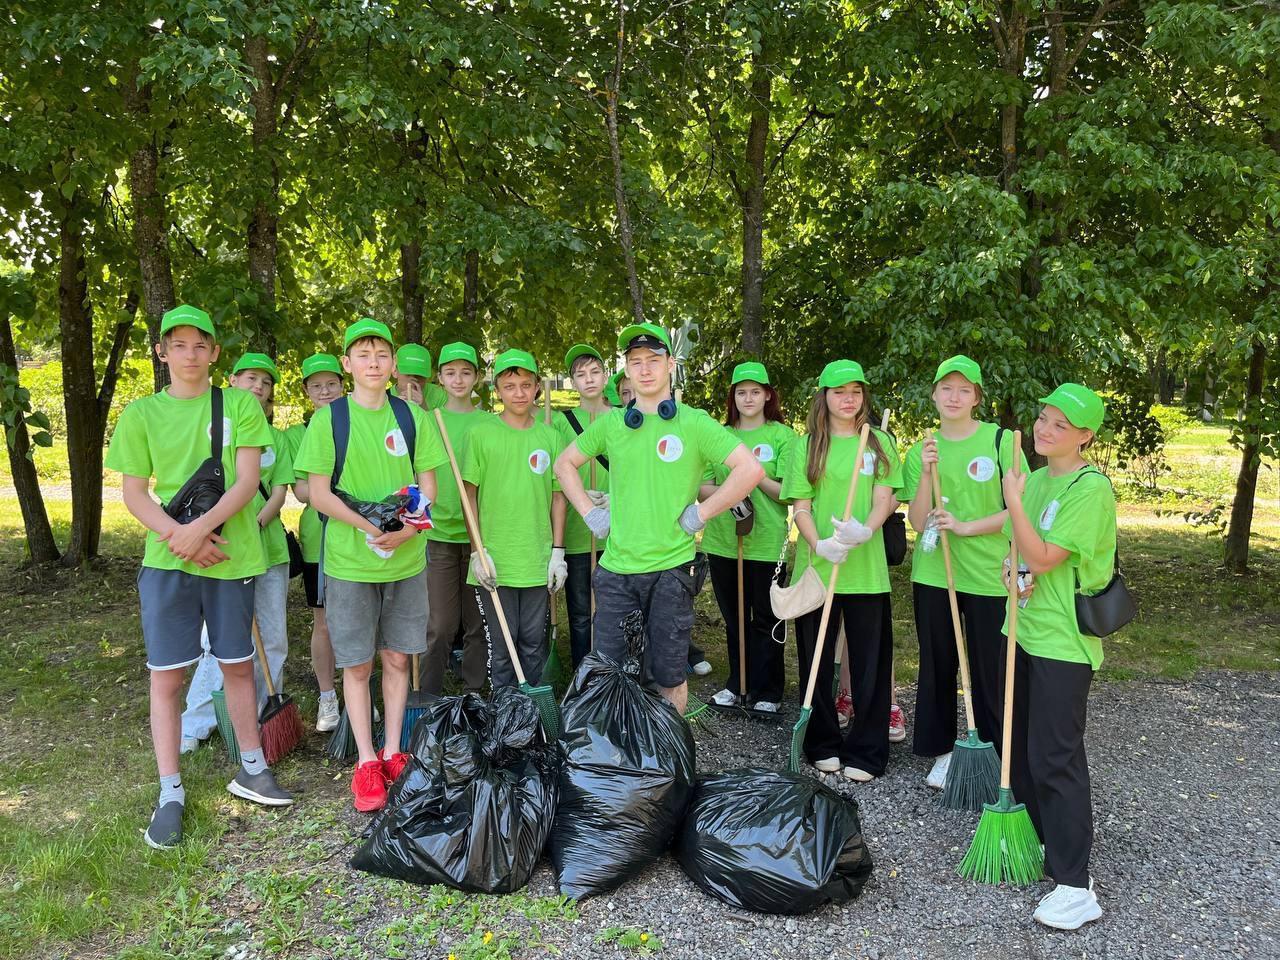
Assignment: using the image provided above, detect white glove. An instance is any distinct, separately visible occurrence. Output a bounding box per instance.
[586,489,609,509]
[815,536,851,565]
[584,506,611,539]
[831,515,873,547]
[548,547,568,593]
[469,549,498,591]
[678,503,706,535]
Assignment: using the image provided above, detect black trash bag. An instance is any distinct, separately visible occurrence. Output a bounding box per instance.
[334,488,410,533]
[350,687,561,893]
[675,768,873,914]
[547,651,697,898]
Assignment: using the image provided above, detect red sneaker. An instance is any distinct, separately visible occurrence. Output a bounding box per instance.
[352,760,388,812]
[380,750,411,784]
[836,689,854,728]
[889,703,907,743]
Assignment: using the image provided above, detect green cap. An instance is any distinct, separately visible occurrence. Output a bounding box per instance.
[301,353,342,381]
[818,359,868,390]
[1039,383,1105,431]
[604,370,624,406]
[160,304,215,338]
[731,361,770,386]
[395,343,433,378]
[933,354,983,386]
[493,348,539,378]
[617,322,671,354]
[231,352,279,383]
[565,343,604,373]
[438,341,479,368]
[343,317,394,352]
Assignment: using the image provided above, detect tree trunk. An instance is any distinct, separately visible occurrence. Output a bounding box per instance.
[605,0,645,324]
[400,240,423,345]
[463,248,480,326]
[1224,337,1267,574]
[740,45,769,358]
[0,316,59,564]
[245,32,278,348]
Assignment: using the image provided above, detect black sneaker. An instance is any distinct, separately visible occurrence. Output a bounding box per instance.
[226,767,294,807]
[142,801,184,849]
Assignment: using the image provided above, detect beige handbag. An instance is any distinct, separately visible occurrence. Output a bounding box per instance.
[770,510,826,620]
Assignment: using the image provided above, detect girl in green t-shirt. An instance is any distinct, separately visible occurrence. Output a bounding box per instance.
[1001,384,1115,931]
[900,355,1026,790]
[701,362,795,712]
[780,360,903,782]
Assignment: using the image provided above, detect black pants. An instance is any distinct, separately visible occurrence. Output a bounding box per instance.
[1011,645,1094,888]
[708,552,784,703]
[565,553,594,668]
[911,583,1006,756]
[477,585,550,689]
[795,593,893,774]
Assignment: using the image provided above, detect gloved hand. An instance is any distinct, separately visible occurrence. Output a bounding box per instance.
[586,489,609,510]
[831,515,872,547]
[469,549,498,591]
[815,536,850,565]
[730,498,754,522]
[548,547,568,593]
[678,502,706,535]
[584,506,611,540]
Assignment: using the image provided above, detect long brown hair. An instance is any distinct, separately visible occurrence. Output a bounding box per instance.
[725,382,784,427]
[805,385,889,486]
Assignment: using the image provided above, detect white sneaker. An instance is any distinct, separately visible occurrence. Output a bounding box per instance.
[179,736,201,755]
[842,766,873,783]
[691,660,713,676]
[316,696,340,733]
[711,688,740,707]
[1034,883,1102,930]
[751,700,780,714]
[813,757,841,773]
[926,752,952,790]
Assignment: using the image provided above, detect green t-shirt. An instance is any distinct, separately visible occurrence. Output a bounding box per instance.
[780,428,903,595]
[255,424,294,568]
[426,407,492,545]
[700,421,796,562]
[105,386,271,580]
[900,422,1027,597]
[462,416,562,588]
[284,422,323,563]
[554,409,611,556]
[575,404,742,575]
[1003,466,1117,669]
[425,383,448,411]
[294,398,447,583]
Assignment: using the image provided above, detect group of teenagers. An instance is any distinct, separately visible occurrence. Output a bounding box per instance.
[108,303,1117,931]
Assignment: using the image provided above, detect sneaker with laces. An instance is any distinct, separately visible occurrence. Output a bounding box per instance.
[1034,883,1102,930]
[888,703,906,742]
[710,688,740,707]
[813,757,841,773]
[352,760,388,812]
[926,751,952,790]
[142,801,184,850]
[380,750,411,783]
[227,767,294,807]
[316,696,340,733]
[842,766,873,783]
[835,690,854,728]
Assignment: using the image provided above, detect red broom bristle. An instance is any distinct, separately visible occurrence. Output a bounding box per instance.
[260,700,304,765]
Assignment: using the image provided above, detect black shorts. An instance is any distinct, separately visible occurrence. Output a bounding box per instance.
[302,561,323,609]
[592,562,697,688]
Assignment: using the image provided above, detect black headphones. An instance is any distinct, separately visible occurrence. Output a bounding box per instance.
[624,397,677,429]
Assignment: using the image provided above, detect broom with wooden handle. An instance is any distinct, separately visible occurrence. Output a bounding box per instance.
[253,620,304,765]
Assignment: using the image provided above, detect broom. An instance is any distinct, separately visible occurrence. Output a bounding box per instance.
[934,466,1000,810]
[589,411,598,651]
[252,620,304,765]
[434,408,561,738]
[542,381,564,686]
[400,654,432,751]
[211,687,239,765]
[958,433,1043,884]
[326,676,383,761]
[789,423,871,772]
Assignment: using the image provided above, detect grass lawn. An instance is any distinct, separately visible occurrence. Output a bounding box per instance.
[0,418,1277,959]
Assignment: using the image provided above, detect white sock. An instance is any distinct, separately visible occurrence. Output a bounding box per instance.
[319,690,337,702]
[240,748,267,776]
[159,773,185,806]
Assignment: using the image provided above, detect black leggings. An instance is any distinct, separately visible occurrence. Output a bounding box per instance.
[707,553,784,703]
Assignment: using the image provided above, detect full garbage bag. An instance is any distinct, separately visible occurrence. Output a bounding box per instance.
[350,687,560,893]
[675,768,873,914]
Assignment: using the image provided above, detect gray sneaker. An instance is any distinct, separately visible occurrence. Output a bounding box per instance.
[226,767,294,807]
[142,801,184,850]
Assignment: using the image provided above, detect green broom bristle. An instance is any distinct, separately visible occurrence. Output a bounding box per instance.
[543,642,563,688]
[522,682,561,740]
[939,730,1001,811]
[958,787,1044,885]
[211,688,240,765]
[789,706,812,773]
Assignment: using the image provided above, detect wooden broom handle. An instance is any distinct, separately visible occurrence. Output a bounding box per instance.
[737,534,747,697]
[251,619,277,698]
[932,467,977,731]
[999,430,1023,789]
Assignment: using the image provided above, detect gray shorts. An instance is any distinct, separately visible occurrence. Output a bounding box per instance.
[137,567,256,670]
[325,570,429,668]
[592,562,697,688]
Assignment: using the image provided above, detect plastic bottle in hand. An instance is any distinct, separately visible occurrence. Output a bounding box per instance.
[920,497,947,552]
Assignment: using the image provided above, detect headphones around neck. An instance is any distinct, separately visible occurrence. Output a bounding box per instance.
[624,397,677,429]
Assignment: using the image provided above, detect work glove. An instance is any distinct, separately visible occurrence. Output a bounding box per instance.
[814,536,851,565]
[584,506,611,540]
[469,549,498,592]
[678,502,706,536]
[831,515,872,547]
[586,489,609,510]
[548,547,568,593]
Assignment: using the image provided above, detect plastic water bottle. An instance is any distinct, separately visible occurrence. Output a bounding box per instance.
[920,497,947,552]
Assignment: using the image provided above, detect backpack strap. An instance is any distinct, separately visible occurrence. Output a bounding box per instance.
[565,409,610,473]
[209,386,223,463]
[995,425,1007,509]
[329,396,351,490]
[387,394,417,467]
[1061,467,1123,577]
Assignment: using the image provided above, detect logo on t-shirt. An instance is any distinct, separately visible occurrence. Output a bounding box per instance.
[752,443,775,463]
[1039,500,1061,531]
[657,435,684,462]
[207,417,233,446]
[967,456,996,482]
[860,451,876,476]
[260,446,276,469]
[528,449,551,474]
[384,428,408,457]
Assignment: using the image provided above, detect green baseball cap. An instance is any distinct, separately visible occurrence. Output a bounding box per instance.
[1039,383,1105,431]
[160,304,215,338]
[395,343,433,378]
[565,343,604,373]
[617,322,671,354]
[604,370,624,406]
[818,359,868,390]
[934,354,983,386]
[731,361,770,386]
[301,353,342,381]
[493,348,538,378]
[343,317,394,352]
[438,341,479,368]
[231,352,279,383]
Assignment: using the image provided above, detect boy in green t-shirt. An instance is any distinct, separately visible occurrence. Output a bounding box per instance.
[287,353,344,732]
[394,343,448,411]
[423,341,490,695]
[105,305,294,850]
[554,323,763,714]
[294,318,448,814]
[463,349,566,689]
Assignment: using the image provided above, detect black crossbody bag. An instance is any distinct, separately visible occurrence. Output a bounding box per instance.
[163,387,227,534]
[1062,469,1138,638]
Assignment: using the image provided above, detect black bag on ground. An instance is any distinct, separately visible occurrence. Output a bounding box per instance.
[350,687,561,894]
[676,768,873,914]
[547,651,697,898]
[163,386,226,533]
